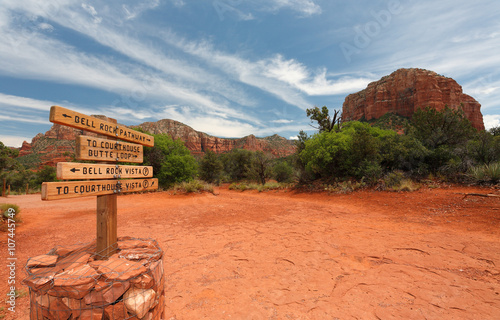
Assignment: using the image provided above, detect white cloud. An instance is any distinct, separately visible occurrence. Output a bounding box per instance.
[262,55,373,95]
[271,119,294,124]
[81,3,102,23]
[0,114,47,125]
[484,114,500,130]
[123,0,160,20]
[0,93,56,111]
[0,135,32,148]
[265,0,321,16]
[289,135,299,140]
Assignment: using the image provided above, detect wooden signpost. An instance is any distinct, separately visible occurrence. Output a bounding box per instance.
[76,136,144,163]
[42,106,157,258]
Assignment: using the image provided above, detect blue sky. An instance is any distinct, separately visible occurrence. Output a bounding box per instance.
[1,0,499,147]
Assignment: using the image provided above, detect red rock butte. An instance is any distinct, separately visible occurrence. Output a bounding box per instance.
[342,68,485,130]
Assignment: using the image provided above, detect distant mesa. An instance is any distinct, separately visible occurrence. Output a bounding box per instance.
[342,68,485,130]
[17,119,296,169]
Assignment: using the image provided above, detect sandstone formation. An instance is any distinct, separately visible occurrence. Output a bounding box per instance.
[135,119,295,157]
[24,237,164,320]
[17,118,296,168]
[342,68,485,130]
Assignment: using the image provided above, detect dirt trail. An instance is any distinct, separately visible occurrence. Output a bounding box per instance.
[1,185,499,319]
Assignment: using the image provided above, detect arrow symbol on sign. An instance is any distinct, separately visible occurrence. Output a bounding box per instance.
[62,114,72,118]
[70,168,80,173]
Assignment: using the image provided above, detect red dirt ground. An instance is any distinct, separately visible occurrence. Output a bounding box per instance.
[1,185,499,319]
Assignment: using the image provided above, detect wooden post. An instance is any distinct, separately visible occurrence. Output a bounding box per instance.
[96,117,118,259]
[2,178,5,197]
[26,183,29,195]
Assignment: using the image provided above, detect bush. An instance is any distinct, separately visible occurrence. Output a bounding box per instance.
[382,171,419,192]
[272,161,294,183]
[172,180,214,193]
[469,162,500,184]
[1,204,21,223]
[221,149,255,182]
[229,182,291,192]
[299,121,395,180]
[144,134,198,188]
[199,150,223,183]
[323,179,366,194]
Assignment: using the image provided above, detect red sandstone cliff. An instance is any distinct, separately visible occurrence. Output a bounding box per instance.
[17,119,295,168]
[342,68,485,130]
[135,119,295,157]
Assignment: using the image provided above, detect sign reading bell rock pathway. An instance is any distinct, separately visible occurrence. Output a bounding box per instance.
[41,105,157,258]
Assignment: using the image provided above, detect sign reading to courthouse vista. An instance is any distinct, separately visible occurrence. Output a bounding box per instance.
[76,136,144,163]
[50,105,154,147]
[42,179,158,200]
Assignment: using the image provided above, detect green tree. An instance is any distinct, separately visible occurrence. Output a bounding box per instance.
[199,149,223,183]
[34,166,57,185]
[272,160,294,183]
[306,106,342,133]
[144,134,198,187]
[252,151,272,185]
[408,106,476,149]
[222,149,254,182]
[300,121,395,180]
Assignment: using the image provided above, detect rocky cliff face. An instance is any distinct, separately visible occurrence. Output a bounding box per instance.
[17,119,296,168]
[342,68,485,130]
[134,119,295,157]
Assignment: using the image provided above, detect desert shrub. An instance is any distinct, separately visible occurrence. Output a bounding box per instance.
[379,134,430,175]
[144,134,198,188]
[251,151,273,185]
[408,106,476,149]
[1,204,21,223]
[382,171,419,192]
[300,121,395,180]
[34,166,57,185]
[173,180,214,193]
[229,181,291,192]
[272,160,294,183]
[221,149,254,182]
[466,130,500,165]
[199,150,223,183]
[469,162,500,184]
[323,179,366,194]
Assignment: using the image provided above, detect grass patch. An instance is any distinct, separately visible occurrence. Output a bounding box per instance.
[1,204,21,222]
[469,162,500,184]
[323,179,367,194]
[381,171,420,192]
[229,182,292,192]
[172,180,214,194]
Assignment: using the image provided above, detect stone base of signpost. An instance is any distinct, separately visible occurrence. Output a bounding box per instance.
[23,237,164,320]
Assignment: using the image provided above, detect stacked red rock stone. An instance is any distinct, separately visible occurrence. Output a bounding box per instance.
[23,237,164,320]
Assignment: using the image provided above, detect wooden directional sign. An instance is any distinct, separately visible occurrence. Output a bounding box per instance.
[50,106,154,147]
[57,162,153,180]
[41,178,158,200]
[76,136,143,163]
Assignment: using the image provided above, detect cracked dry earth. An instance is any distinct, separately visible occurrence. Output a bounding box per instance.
[1,185,499,319]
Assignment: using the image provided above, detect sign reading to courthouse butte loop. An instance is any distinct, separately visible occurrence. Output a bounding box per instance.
[41,178,158,200]
[50,105,154,147]
[76,136,143,163]
[57,162,153,180]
